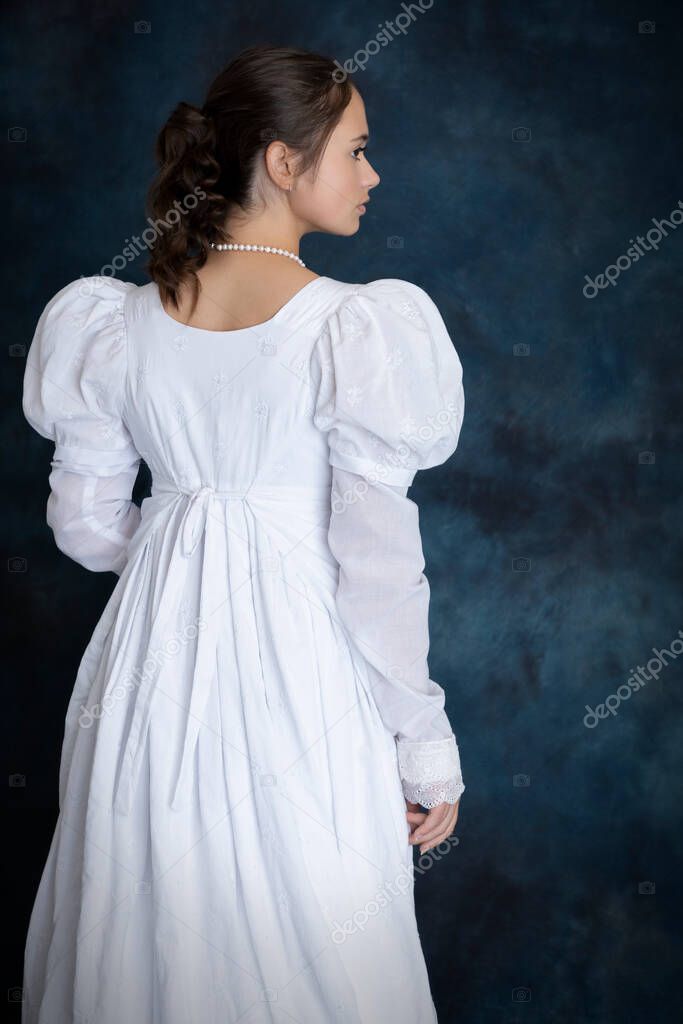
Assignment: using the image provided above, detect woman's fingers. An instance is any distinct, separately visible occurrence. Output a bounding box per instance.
[416,814,458,854]
[408,801,460,853]
[405,799,427,833]
[410,803,451,842]
[406,809,428,830]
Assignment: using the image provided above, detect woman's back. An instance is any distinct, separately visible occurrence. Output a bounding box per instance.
[163,257,321,333]
[19,42,467,1024]
[126,273,338,496]
[21,266,466,1022]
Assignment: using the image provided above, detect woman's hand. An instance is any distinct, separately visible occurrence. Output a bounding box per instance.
[406,797,460,854]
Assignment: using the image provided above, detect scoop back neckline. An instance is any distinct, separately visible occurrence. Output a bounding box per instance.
[153,276,329,335]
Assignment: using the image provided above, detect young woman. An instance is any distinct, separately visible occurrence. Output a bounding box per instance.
[21,44,465,1024]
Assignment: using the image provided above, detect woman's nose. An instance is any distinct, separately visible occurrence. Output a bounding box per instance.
[365,163,380,189]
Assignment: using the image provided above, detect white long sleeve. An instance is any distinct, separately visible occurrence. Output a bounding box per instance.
[44,464,141,574]
[22,276,142,574]
[311,279,466,808]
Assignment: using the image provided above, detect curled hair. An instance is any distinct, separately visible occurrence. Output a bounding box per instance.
[145,45,355,314]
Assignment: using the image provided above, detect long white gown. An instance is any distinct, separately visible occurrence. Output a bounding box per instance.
[21,272,466,1024]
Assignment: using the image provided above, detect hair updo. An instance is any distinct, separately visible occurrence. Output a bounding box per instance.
[145,45,355,314]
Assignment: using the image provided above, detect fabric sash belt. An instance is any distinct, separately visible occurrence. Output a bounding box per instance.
[108,479,330,816]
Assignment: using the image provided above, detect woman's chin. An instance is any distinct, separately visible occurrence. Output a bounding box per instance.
[307,214,361,238]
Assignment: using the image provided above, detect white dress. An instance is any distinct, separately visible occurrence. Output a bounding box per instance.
[21,272,466,1024]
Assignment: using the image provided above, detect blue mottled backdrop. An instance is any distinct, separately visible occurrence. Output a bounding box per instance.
[7,1,682,1022]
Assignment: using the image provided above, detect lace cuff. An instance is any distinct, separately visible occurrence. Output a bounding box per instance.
[397,735,465,809]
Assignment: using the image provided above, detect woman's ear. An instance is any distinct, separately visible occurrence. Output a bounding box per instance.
[264,140,299,192]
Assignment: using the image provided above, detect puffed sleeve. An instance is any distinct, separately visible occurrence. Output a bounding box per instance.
[22,275,142,574]
[310,278,466,809]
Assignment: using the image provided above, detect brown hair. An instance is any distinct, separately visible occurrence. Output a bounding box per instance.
[145,45,355,314]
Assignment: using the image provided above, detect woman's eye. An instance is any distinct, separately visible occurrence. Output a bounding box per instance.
[352,146,367,160]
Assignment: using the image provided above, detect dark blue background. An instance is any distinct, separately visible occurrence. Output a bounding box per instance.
[7,2,682,1021]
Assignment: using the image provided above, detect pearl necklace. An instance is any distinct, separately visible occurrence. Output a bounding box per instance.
[209,241,305,268]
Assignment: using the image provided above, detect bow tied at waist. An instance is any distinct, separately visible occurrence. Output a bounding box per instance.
[107,480,331,817]
[178,485,251,557]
